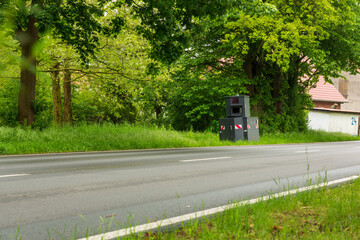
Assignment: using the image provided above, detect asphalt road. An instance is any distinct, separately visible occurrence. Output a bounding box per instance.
[1,141,360,239]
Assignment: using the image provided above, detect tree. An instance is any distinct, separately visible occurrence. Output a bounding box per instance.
[222,0,360,131]
[37,35,81,126]
[169,0,360,132]
[0,0,125,126]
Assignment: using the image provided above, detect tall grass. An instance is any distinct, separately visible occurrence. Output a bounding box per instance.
[260,130,359,144]
[0,124,222,155]
[0,123,358,155]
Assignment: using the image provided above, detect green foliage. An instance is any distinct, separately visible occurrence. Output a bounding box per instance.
[66,10,172,125]
[169,68,248,132]
[140,75,172,126]
[224,0,360,79]
[131,0,232,65]
[32,75,53,129]
[75,78,141,124]
[166,15,249,132]
[1,0,128,62]
[0,78,19,126]
[0,74,54,129]
[0,28,19,126]
[248,71,313,134]
[224,0,340,72]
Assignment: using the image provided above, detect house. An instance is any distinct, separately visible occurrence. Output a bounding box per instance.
[308,76,348,109]
[307,76,360,136]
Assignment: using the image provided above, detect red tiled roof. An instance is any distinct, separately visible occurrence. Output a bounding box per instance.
[308,76,348,103]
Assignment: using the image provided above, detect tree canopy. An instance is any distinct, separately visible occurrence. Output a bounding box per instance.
[168,0,360,132]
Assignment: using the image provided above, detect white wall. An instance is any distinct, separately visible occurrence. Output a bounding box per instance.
[308,111,329,132]
[308,110,359,135]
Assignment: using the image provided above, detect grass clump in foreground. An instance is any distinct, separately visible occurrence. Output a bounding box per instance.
[130,178,360,239]
[0,123,359,155]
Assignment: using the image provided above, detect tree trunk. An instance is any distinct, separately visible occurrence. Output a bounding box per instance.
[272,67,283,114]
[51,62,62,125]
[155,105,162,119]
[243,54,255,96]
[17,14,38,126]
[243,54,263,114]
[63,61,73,124]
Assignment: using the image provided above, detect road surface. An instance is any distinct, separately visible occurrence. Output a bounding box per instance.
[1,141,360,239]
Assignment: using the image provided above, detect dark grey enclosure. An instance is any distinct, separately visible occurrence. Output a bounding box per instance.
[220,95,259,142]
[225,95,250,118]
[219,118,245,141]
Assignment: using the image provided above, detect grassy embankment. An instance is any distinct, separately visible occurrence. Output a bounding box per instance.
[0,123,359,155]
[126,178,360,239]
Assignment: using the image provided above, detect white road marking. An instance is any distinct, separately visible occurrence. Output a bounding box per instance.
[78,175,359,240]
[179,157,232,163]
[295,150,321,153]
[0,173,30,178]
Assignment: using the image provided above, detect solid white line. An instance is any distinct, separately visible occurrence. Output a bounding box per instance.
[0,173,30,178]
[295,150,321,153]
[78,175,359,240]
[179,157,231,163]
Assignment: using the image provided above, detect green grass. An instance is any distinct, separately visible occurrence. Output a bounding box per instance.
[0,123,359,155]
[260,130,360,144]
[128,178,360,239]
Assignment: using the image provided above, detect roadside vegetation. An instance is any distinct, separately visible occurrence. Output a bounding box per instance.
[128,178,360,240]
[0,124,358,155]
